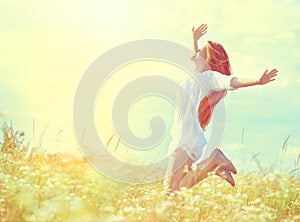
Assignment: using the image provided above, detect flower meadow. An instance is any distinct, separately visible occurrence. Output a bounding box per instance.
[0,122,299,222]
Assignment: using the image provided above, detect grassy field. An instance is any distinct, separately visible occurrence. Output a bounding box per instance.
[0,122,299,222]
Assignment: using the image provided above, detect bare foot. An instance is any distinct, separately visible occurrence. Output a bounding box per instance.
[215,169,235,186]
[207,148,237,174]
[176,148,237,190]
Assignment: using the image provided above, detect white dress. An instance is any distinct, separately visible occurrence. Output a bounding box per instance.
[168,53,238,162]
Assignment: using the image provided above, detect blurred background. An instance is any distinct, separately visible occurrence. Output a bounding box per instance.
[1,0,299,172]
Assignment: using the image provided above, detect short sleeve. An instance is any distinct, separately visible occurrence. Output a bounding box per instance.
[194,70,238,92]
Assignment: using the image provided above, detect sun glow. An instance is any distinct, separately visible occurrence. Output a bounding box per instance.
[63,0,131,33]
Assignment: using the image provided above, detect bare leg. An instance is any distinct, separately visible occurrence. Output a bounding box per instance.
[165,148,193,191]
[178,155,211,189]
[179,148,237,189]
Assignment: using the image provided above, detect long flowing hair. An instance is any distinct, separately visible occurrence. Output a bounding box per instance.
[198,41,232,130]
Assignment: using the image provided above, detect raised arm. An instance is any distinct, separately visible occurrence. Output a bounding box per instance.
[192,24,207,52]
[230,69,278,88]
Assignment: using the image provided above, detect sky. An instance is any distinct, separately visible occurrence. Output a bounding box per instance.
[1,0,300,172]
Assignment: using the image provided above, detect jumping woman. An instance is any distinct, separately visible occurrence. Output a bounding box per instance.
[165,23,278,192]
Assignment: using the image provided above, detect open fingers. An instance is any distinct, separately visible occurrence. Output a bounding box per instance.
[201,30,207,36]
[197,24,207,31]
[198,27,208,33]
[265,68,278,77]
[268,69,278,79]
[198,23,207,29]
[270,68,278,73]
[268,68,278,74]
[269,69,278,82]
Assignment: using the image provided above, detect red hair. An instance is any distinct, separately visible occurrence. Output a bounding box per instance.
[198,41,232,130]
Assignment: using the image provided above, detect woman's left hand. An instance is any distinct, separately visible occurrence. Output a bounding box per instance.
[258,69,278,85]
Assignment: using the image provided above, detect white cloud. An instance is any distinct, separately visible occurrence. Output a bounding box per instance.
[275,79,290,88]
[294,52,300,58]
[226,143,245,151]
[219,1,286,34]
[243,32,296,45]
[275,31,296,42]
[0,111,9,118]
[278,146,300,165]
[244,37,271,44]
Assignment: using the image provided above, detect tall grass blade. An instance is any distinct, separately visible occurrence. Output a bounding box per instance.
[280,134,290,171]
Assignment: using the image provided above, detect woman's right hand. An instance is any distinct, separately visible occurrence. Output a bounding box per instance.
[192,24,208,42]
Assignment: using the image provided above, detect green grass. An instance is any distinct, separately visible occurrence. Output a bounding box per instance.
[0,122,299,222]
